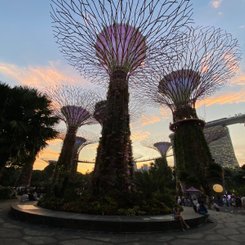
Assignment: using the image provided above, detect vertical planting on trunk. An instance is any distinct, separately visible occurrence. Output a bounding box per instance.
[93,70,132,196]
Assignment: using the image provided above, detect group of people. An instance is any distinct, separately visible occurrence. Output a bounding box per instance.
[16,186,45,202]
[177,195,208,215]
[213,194,244,208]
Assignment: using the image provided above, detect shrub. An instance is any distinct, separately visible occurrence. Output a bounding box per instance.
[0,186,16,200]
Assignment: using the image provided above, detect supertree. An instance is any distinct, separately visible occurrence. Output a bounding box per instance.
[50,0,192,197]
[57,129,98,175]
[141,26,240,194]
[144,141,171,158]
[45,85,98,196]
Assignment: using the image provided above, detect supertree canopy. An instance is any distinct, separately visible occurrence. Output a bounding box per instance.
[143,139,171,158]
[46,85,98,196]
[51,0,192,197]
[51,0,192,80]
[142,26,240,194]
[95,23,146,74]
[153,142,172,158]
[154,27,240,124]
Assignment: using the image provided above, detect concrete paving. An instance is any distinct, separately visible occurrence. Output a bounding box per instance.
[0,200,245,245]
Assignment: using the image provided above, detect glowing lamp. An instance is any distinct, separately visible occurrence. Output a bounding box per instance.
[95,23,147,73]
[213,184,223,193]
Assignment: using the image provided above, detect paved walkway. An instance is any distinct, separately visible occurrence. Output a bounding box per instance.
[0,200,245,245]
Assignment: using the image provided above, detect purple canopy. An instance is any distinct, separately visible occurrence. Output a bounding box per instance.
[95,23,147,73]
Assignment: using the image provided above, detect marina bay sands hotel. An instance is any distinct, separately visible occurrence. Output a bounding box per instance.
[203,113,245,168]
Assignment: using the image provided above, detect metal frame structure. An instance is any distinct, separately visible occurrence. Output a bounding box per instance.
[51,0,192,82]
[141,26,240,122]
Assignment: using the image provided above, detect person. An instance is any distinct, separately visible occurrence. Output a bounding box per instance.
[192,198,199,213]
[173,205,190,231]
[20,192,29,202]
[241,196,245,208]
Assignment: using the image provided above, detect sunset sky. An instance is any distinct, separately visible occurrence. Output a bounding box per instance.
[0,0,244,173]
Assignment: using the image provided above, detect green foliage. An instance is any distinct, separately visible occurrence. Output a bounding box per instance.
[39,190,172,215]
[134,157,175,208]
[92,71,132,196]
[0,186,16,200]
[207,163,223,186]
[39,158,175,215]
[38,196,65,210]
[0,167,21,186]
[173,121,213,192]
[0,82,59,185]
[224,166,245,195]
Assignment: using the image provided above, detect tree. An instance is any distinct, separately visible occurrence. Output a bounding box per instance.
[0,84,59,186]
[135,157,175,211]
[0,83,13,172]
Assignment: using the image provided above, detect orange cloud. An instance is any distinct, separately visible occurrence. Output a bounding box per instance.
[33,148,60,170]
[0,61,88,89]
[131,131,151,141]
[159,107,171,119]
[230,72,245,86]
[197,88,245,107]
[140,114,161,126]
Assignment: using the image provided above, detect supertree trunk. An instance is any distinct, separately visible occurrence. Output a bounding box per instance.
[71,153,79,175]
[127,138,134,190]
[171,113,213,194]
[52,125,77,197]
[92,70,132,197]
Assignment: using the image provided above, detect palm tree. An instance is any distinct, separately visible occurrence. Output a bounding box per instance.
[0,84,59,186]
[0,82,12,179]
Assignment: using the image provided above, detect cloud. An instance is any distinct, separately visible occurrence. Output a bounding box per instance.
[0,61,88,89]
[159,107,171,119]
[140,114,161,126]
[131,131,151,142]
[230,72,245,86]
[197,88,245,107]
[210,0,222,9]
[196,71,245,107]
[33,148,60,170]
